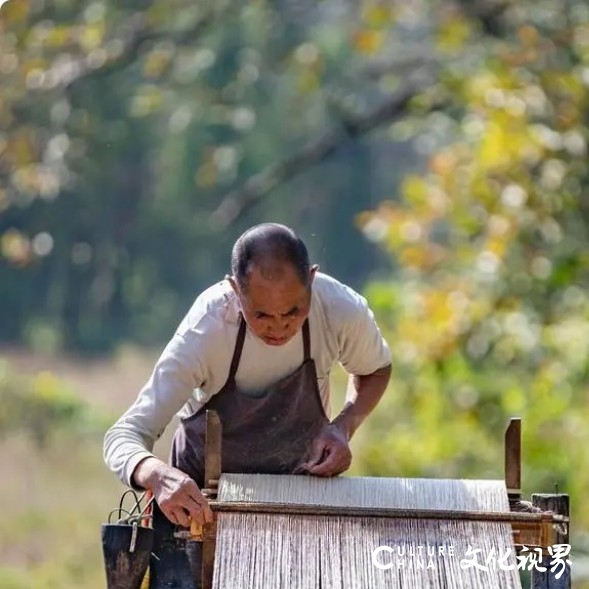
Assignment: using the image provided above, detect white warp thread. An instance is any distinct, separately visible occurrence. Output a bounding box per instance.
[212,474,523,589]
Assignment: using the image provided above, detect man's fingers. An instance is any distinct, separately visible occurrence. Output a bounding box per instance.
[307,449,338,476]
[167,506,191,528]
[184,482,214,524]
[307,446,351,476]
[163,498,212,529]
[153,466,216,528]
[185,498,205,527]
[185,493,215,527]
[300,441,327,470]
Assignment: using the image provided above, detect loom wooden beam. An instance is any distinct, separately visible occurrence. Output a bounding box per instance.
[505,417,522,507]
[205,500,568,526]
[201,410,222,589]
[531,494,571,589]
[206,499,565,552]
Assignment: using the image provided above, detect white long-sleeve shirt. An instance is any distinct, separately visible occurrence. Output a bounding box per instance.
[103,272,391,488]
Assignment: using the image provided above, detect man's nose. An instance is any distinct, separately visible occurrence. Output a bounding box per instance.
[272,316,290,331]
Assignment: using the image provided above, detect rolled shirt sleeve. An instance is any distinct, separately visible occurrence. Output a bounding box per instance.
[334,286,391,376]
[103,332,204,488]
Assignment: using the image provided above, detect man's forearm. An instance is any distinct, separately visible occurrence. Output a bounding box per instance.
[132,456,170,490]
[330,363,391,440]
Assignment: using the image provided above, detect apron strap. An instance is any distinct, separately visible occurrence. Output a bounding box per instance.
[302,318,311,360]
[228,315,247,383]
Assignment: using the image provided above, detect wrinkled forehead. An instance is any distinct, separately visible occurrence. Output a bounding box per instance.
[238,266,311,314]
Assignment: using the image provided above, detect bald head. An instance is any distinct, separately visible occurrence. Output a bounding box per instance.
[231,223,311,290]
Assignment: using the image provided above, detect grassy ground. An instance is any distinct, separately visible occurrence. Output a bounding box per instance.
[0,431,120,589]
[0,346,166,589]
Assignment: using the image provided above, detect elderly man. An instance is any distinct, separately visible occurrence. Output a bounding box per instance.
[103,222,391,588]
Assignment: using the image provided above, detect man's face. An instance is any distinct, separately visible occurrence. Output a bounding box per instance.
[230,263,317,346]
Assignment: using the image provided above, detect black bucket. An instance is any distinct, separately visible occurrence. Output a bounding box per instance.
[101,522,154,589]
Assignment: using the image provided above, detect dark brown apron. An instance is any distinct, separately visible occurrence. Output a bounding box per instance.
[149,315,329,588]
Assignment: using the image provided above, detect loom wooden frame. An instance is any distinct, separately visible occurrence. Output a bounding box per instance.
[194,413,570,589]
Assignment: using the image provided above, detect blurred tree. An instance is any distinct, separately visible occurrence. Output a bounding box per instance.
[354,0,589,533]
[0,0,426,351]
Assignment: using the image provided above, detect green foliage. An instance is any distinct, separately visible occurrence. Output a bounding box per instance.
[0,361,109,446]
[0,0,402,352]
[353,0,589,552]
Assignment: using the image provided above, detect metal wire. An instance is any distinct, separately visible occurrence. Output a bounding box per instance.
[107,490,154,525]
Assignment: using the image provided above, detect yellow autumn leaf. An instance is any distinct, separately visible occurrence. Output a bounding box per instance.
[423,291,453,326]
[396,242,446,271]
[477,122,511,169]
[429,150,457,177]
[401,174,429,206]
[1,228,31,265]
[362,4,395,27]
[464,71,500,104]
[399,245,429,269]
[352,29,384,54]
[486,236,508,258]
[79,23,105,51]
[436,17,471,53]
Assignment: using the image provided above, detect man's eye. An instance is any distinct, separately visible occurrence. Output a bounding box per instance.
[255,313,268,319]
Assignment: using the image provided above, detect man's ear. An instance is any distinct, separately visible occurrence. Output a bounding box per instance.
[226,274,239,295]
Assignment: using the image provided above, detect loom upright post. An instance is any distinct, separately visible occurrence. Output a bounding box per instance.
[531,494,571,589]
[202,410,221,589]
[505,417,521,508]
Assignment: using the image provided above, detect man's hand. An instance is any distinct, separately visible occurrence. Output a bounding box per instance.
[299,424,352,476]
[134,457,213,528]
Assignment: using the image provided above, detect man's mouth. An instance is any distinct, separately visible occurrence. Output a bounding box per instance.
[264,335,289,345]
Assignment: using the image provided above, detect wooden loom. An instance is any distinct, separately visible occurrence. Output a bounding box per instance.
[180,412,570,589]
